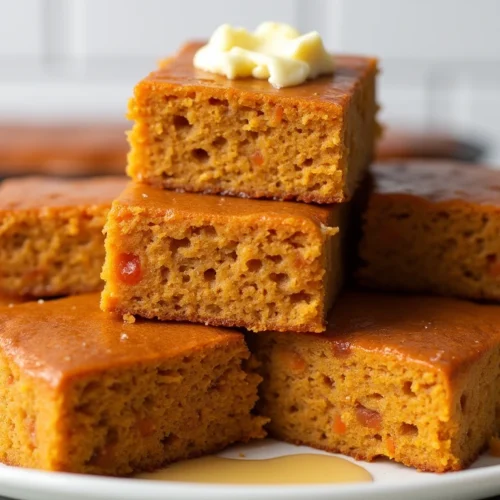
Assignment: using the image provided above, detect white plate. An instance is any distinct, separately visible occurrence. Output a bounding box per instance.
[0,439,499,500]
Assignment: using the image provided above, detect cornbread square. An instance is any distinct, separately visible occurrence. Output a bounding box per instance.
[127,42,378,204]
[251,291,500,472]
[358,161,500,301]
[101,183,346,333]
[0,176,126,298]
[0,294,266,476]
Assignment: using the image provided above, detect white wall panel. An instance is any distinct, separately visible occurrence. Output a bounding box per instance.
[78,0,299,57]
[337,0,500,61]
[0,0,45,56]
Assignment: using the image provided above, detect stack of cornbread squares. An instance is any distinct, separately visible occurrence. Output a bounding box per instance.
[0,32,500,479]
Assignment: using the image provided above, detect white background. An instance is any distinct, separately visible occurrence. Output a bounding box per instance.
[1,0,500,163]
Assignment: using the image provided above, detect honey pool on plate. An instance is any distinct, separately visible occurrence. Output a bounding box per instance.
[137,454,372,485]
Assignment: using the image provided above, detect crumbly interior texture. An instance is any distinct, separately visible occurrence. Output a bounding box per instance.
[127,74,377,204]
[358,198,500,301]
[251,332,500,472]
[0,340,265,475]
[0,207,108,297]
[101,206,342,333]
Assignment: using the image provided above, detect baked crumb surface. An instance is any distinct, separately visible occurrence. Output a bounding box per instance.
[251,291,500,472]
[358,162,500,301]
[127,42,378,203]
[0,176,126,297]
[101,184,347,333]
[0,294,266,475]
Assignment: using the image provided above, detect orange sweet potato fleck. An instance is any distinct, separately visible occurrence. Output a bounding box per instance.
[277,350,306,373]
[274,106,284,124]
[333,414,346,434]
[355,404,382,431]
[386,437,396,456]
[251,151,264,166]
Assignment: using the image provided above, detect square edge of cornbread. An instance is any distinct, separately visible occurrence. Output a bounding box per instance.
[101,187,344,333]
[0,296,267,475]
[249,292,500,472]
[126,42,378,204]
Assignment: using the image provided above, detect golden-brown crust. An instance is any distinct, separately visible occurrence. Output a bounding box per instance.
[144,176,348,204]
[108,305,325,334]
[320,291,500,377]
[149,41,378,108]
[117,182,336,228]
[0,294,245,386]
[273,435,475,473]
[372,160,500,206]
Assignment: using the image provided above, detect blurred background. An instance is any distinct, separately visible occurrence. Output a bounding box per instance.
[1,0,499,176]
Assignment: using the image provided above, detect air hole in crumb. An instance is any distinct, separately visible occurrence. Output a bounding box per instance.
[400,423,418,436]
[208,97,228,106]
[173,115,191,129]
[322,375,334,388]
[204,268,216,281]
[161,433,179,446]
[289,405,298,413]
[369,393,383,400]
[290,292,312,304]
[182,274,190,283]
[320,432,327,440]
[303,158,314,167]
[248,131,258,140]
[157,368,174,376]
[207,304,222,314]
[192,225,216,237]
[460,394,467,412]
[246,259,262,272]
[160,266,170,281]
[285,232,306,249]
[267,255,283,264]
[403,381,416,396]
[228,251,237,261]
[212,136,227,147]
[374,434,382,441]
[270,272,288,284]
[170,237,190,256]
[192,148,209,162]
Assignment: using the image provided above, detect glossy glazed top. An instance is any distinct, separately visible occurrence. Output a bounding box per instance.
[0,294,243,386]
[323,291,500,375]
[0,176,127,211]
[373,161,500,206]
[144,41,377,108]
[117,182,339,228]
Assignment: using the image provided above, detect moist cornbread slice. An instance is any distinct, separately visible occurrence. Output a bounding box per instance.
[101,183,346,333]
[0,294,266,476]
[251,291,500,472]
[0,176,126,298]
[127,42,378,204]
[357,161,500,301]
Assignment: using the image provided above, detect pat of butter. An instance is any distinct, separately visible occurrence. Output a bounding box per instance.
[193,22,334,89]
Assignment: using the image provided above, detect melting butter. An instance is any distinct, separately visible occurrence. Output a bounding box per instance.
[193,22,335,89]
[137,454,372,485]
